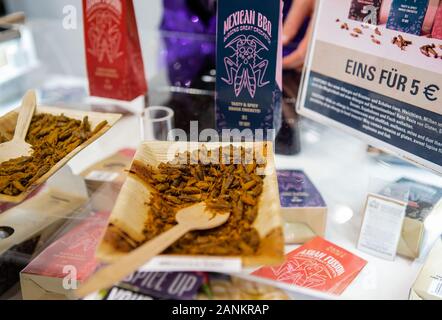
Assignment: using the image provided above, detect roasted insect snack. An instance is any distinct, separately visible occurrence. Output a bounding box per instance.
[106,145,268,256]
[0,113,107,196]
[420,44,440,59]
[392,35,412,50]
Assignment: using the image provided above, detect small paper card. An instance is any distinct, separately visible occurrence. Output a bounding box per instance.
[252,237,367,295]
[357,194,407,260]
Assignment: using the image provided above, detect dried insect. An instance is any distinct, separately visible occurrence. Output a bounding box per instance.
[392,34,412,50]
[420,44,439,58]
[374,27,381,36]
[350,33,359,38]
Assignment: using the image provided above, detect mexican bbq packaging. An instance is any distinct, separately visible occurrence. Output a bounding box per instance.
[215,0,283,140]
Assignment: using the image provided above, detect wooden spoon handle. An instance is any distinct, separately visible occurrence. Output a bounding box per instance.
[76,223,189,298]
[14,90,36,141]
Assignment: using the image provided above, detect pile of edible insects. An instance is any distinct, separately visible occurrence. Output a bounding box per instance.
[0,113,107,196]
[110,145,268,256]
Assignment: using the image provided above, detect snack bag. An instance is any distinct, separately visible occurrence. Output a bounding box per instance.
[215,0,283,140]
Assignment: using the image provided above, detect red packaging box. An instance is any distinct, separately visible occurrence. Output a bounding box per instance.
[83,0,147,101]
[20,211,111,300]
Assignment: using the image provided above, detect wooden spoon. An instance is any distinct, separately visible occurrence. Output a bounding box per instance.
[0,90,36,164]
[75,202,230,298]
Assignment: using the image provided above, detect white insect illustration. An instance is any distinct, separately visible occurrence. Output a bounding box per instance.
[222,35,270,98]
[362,5,378,25]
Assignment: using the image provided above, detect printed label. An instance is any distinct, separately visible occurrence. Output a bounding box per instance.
[358,194,407,260]
[140,256,242,273]
[104,287,154,300]
[85,170,119,182]
[428,278,442,298]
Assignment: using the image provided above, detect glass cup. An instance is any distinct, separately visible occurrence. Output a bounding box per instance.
[141,106,174,141]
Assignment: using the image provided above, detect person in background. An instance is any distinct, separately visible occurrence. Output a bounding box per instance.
[160,0,316,71]
[282,0,316,70]
[0,1,5,16]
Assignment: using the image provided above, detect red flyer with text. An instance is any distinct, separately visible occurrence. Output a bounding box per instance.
[252,237,367,295]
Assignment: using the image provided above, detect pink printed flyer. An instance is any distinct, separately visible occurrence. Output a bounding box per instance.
[252,237,367,295]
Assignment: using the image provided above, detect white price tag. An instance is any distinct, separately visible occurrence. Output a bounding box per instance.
[428,278,442,299]
[85,170,119,182]
[357,194,407,260]
[140,256,242,273]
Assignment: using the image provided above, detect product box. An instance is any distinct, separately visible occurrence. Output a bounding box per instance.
[0,167,88,257]
[386,0,430,35]
[96,273,290,300]
[252,237,367,295]
[20,211,111,300]
[277,170,327,244]
[82,0,147,101]
[348,0,383,25]
[432,3,442,39]
[120,271,203,300]
[384,178,442,259]
[215,0,283,139]
[410,235,442,300]
[102,286,156,300]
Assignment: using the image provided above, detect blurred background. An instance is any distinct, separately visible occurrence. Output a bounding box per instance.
[1,0,162,78]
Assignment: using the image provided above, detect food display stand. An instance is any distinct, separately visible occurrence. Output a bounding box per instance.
[0,0,441,303]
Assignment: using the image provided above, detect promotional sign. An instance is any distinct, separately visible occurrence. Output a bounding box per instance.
[82,0,147,101]
[216,0,283,139]
[298,0,442,174]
